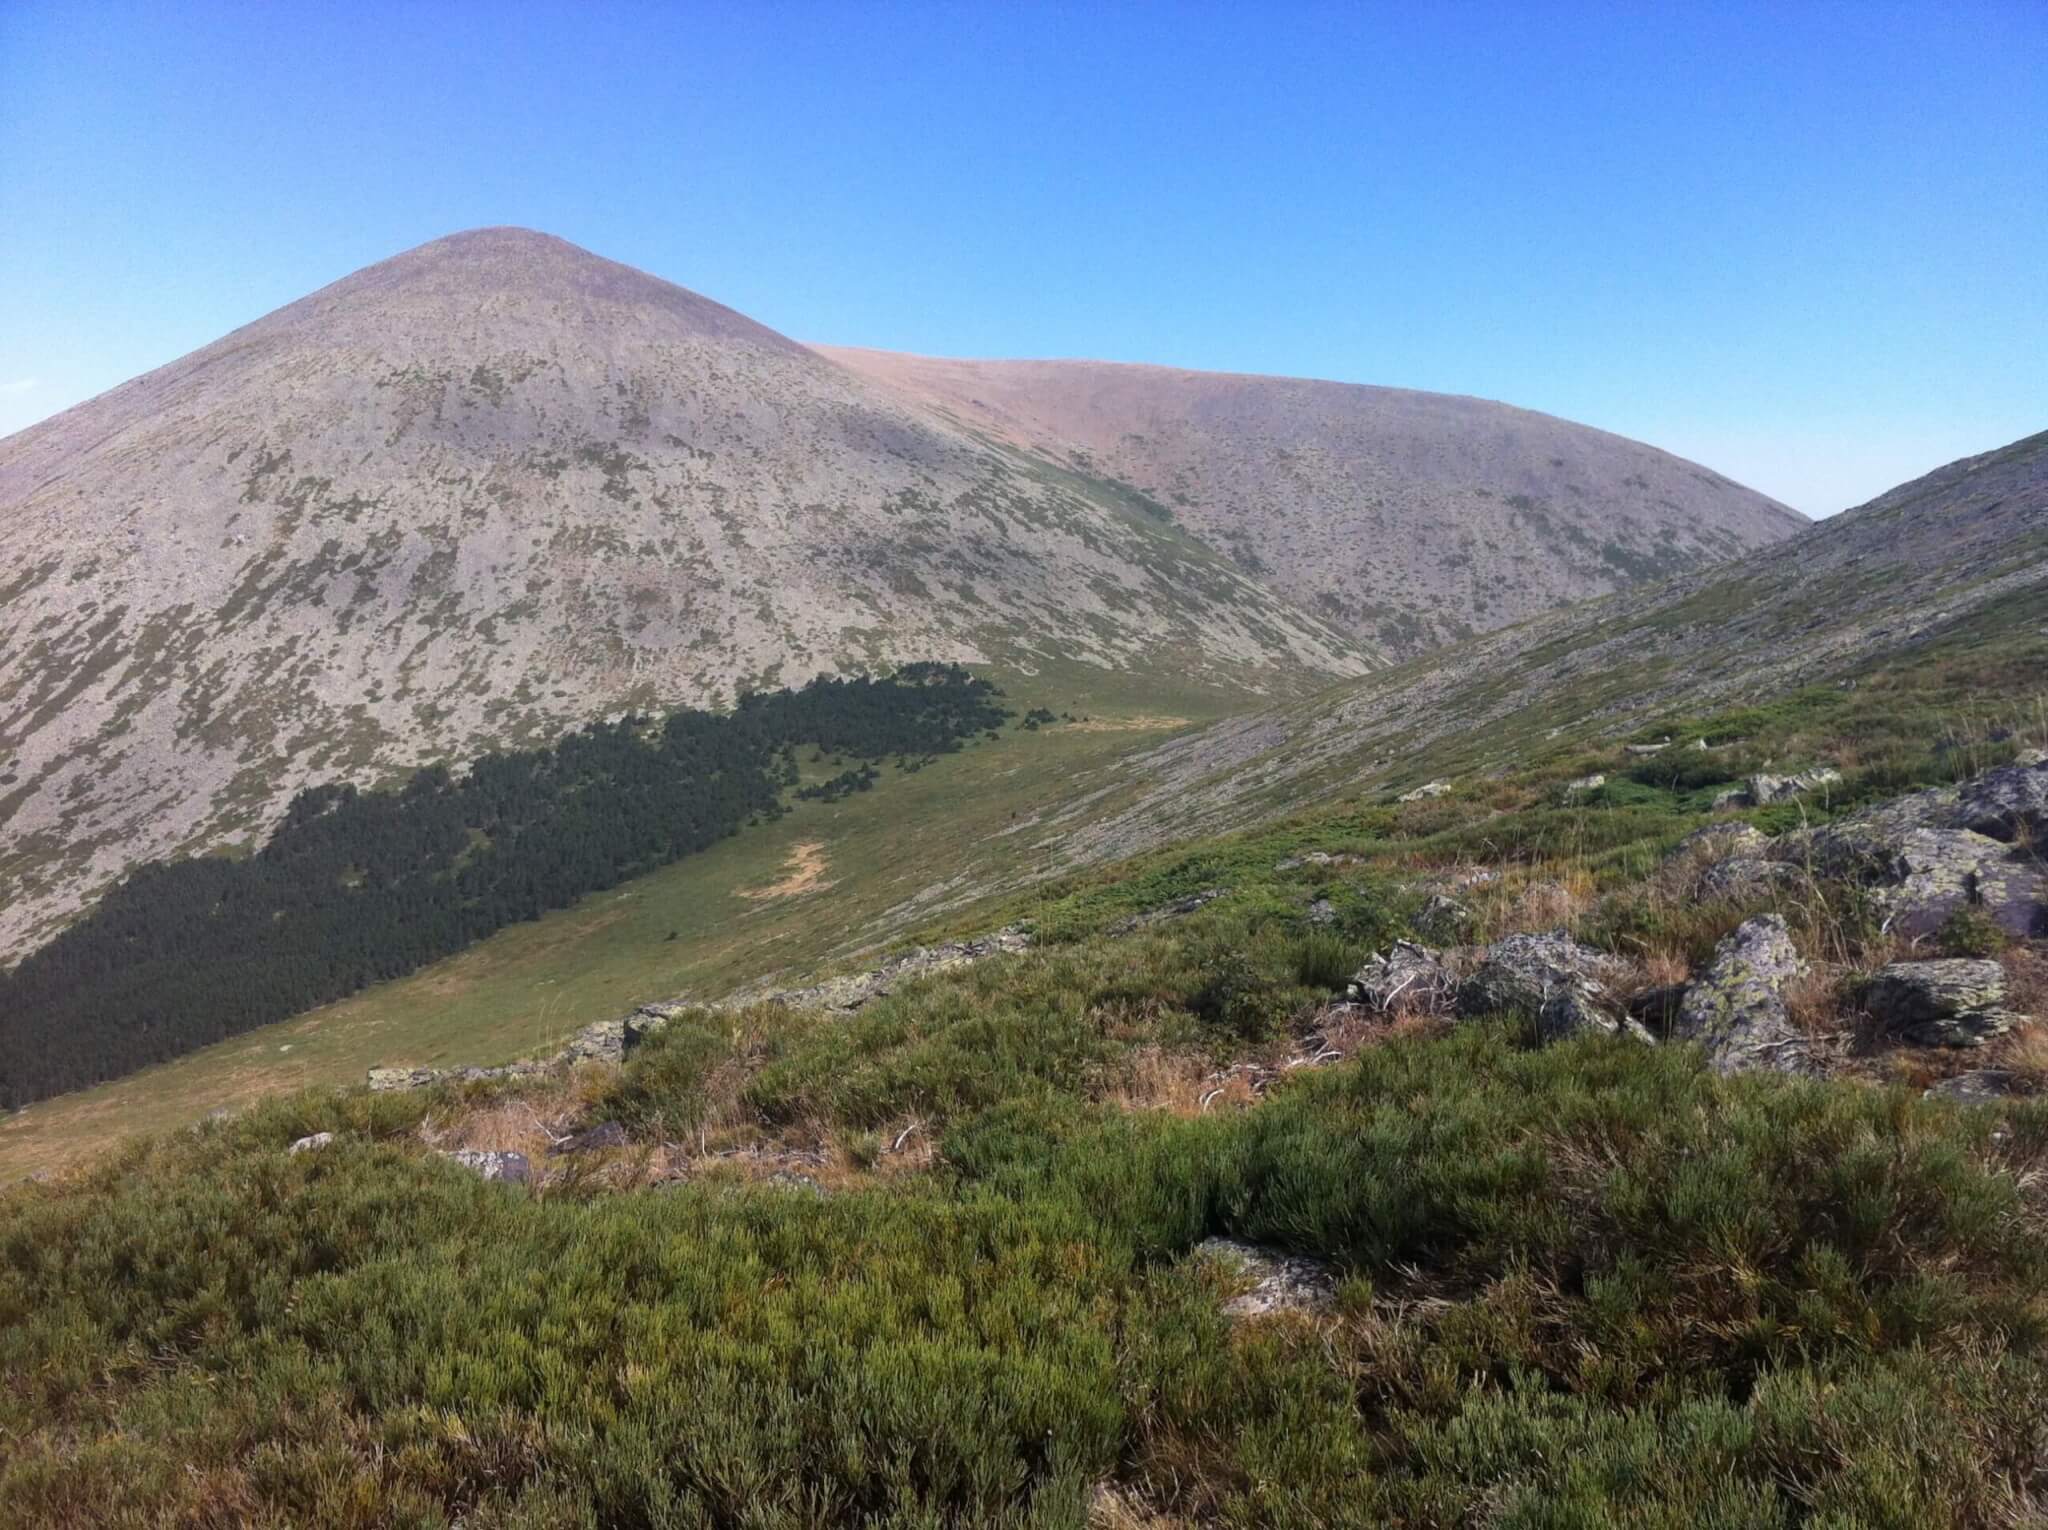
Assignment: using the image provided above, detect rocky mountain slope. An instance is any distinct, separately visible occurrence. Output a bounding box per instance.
[823,348,1805,655]
[1049,430,2048,870]
[0,228,1799,960]
[0,230,1373,957]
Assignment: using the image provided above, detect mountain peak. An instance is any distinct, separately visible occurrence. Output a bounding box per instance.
[270,226,806,354]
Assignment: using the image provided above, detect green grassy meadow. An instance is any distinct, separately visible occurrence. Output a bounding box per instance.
[0,690,1204,1181]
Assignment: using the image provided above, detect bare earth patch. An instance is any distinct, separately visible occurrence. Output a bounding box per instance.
[737,841,835,900]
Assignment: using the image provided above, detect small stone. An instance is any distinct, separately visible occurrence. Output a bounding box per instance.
[1397,780,1453,803]
[1194,1237,1336,1318]
[1863,959,2015,1047]
[1305,897,1337,927]
[442,1149,531,1185]
[1624,739,1672,756]
[288,1131,334,1155]
[1563,773,1606,797]
[1672,915,1819,1076]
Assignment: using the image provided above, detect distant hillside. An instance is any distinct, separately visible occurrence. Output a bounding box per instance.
[1053,429,2048,868]
[1,228,1798,960]
[823,348,1805,655]
[0,230,1372,957]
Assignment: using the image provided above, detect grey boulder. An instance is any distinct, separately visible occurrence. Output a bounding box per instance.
[1457,931,1648,1043]
[442,1149,532,1185]
[1863,959,2016,1047]
[1672,915,1820,1076]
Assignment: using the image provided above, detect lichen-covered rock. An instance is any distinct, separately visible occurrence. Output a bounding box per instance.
[1795,821,2046,941]
[1457,932,1647,1043]
[442,1149,531,1185]
[751,925,1036,1011]
[1305,897,1337,927]
[1563,773,1605,797]
[1672,915,1819,1076]
[1925,1069,2023,1105]
[1194,1237,1336,1319]
[559,1019,628,1066]
[1863,959,2016,1047]
[1349,941,1458,1015]
[1953,759,2048,843]
[1783,760,2048,941]
[288,1131,334,1155]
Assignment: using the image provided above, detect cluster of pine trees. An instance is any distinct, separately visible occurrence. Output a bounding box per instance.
[0,666,1010,1109]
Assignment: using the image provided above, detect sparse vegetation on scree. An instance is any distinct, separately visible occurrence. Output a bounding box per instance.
[5,611,2047,1526]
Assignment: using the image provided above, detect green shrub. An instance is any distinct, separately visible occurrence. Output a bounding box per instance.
[1937,906,2007,958]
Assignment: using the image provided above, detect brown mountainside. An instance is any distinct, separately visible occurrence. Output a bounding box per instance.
[822,348,1805,655]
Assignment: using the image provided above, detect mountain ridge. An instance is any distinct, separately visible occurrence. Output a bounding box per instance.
[822,344,1806,654]
[1,228,1800,959]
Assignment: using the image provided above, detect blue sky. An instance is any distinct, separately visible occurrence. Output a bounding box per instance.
[1,2,2041,515]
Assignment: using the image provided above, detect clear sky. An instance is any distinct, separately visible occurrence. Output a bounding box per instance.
[1,1,2041,516]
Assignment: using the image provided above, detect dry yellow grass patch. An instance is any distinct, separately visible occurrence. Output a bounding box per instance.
[736,840,835,900]
[1099,1046,1219,1116]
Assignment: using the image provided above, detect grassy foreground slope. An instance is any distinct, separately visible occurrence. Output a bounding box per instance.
[3,611,2045,1525]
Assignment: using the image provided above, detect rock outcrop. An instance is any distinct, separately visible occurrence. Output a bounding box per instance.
[1671,915,1819,1076]
[1457,931,1647,1043]
[1953,759,2048,842]
[288,1131,333,1155]
[441,1149,531,1185]
[1863,960,2016,1047]
[1194,1237,1336,1319]
[1787,760,2048,941]
[1925,1070,2024,1105]
[741,926,1035,1012]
